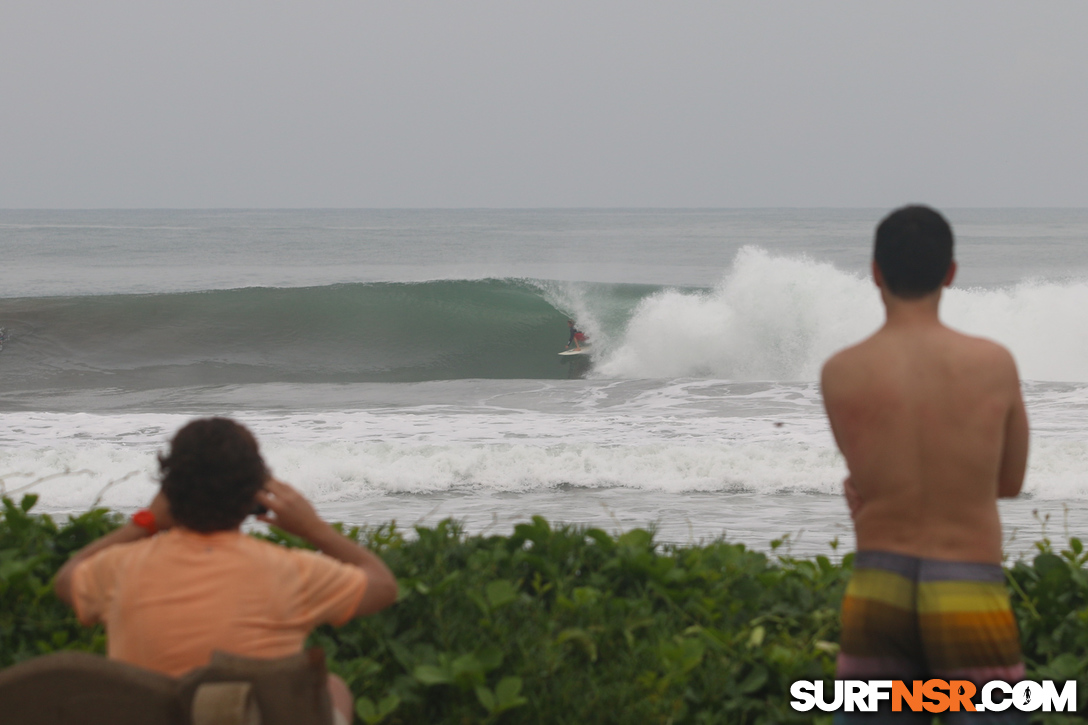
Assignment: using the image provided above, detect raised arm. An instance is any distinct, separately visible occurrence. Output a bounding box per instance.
[256,479,398,616]
[54,491,174,606]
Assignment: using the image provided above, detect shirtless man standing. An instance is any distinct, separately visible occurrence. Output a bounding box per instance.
[821,206,1029,718]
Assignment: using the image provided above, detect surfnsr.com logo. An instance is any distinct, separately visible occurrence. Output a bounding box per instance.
[790,680,1078,714]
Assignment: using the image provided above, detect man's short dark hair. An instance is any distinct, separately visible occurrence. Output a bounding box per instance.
[874,205,954,298]
[159,418,268,532]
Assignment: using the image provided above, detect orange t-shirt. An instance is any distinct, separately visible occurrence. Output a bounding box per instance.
[71,528,368,677]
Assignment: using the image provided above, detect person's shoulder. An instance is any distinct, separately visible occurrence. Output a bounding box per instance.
[943,329,1021,388]
[949,330,1018,370]
[85,534,156,565]
[253,540,367,597]
[235,533,303,560]
[238,535,348,571]
[964,332,1014,358]
[821,337,877,388]
[228,536,329,582]
[73,535,156,585]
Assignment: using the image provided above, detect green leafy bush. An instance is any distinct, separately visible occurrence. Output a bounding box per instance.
[3,497,1086,723]
[1006,537,1088,721]
[0,495,118,666]
[292,516,846,724]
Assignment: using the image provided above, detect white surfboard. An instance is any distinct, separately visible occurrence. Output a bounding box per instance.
[558,348,589,356]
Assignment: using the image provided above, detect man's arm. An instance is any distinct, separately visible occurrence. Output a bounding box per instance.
[822,354,867,519]
[997,377,1029,499]
[843,476,864,519]
[256,479,398,617]
[54,491,174,606]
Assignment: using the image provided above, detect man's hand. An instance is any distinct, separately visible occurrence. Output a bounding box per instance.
[255,478,326,541]
[257,477,399,617]
[149,490,176,531]
[844,476,863,520]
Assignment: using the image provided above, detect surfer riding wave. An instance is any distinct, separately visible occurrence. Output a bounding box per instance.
[566,319,588,351]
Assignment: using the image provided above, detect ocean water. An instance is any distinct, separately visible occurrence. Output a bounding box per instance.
[3,208,1088,557]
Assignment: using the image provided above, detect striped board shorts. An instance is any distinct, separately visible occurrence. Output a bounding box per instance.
[835,550,1025,724]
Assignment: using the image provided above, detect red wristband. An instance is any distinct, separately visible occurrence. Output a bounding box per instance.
[132,509,158,534]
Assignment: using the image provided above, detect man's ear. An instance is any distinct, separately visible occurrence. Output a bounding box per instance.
[871,260,885,289]
[943,260,957,287]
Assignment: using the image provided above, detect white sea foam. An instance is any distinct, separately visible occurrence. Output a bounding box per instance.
[594,247,1088,383]
[594,248,877,380]
[0,438,846,510]
[3,379,1086,515]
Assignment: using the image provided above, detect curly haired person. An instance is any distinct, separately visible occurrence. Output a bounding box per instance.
[55,417,398,725]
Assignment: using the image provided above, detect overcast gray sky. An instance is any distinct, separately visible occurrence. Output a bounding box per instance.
[2,1,1087,208]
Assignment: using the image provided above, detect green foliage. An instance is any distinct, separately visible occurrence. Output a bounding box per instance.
[0,495,120,667]
[3,498,1087,723]
[355,693,400,725]
[1006,538,1088,721]
[312,515,849,724]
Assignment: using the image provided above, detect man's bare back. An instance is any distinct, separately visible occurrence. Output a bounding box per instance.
[826,208,1030,696]
[822,267,1029,565]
